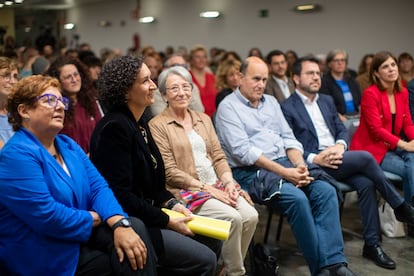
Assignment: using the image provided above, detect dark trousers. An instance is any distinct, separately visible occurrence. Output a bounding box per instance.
[156,229,220,276]
[76,217,157,276]
[322,150,404,246]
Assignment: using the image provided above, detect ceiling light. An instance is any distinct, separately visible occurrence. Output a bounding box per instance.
[5,1,14,5]
[15,0,24,3]
[0,4,4,8]
[200,11,221,18]
[294,4,321,12]
[138,16,155,23]
[64,23,75,30]
[98,20,111,27]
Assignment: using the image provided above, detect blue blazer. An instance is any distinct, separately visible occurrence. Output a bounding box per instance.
[0,128,125,275]
[281,92,349,159]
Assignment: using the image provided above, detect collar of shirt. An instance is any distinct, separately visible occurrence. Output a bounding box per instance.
[272,75,288,84]
[295,89,319,105]
[235,89,266,108]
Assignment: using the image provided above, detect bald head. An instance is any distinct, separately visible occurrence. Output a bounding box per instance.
[240,56,267,75]
[239,57,268,107]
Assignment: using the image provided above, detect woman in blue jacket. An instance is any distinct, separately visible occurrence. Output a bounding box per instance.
[0,75,156,275]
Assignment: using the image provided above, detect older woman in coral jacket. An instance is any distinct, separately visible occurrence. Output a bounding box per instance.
[350,51,414,204]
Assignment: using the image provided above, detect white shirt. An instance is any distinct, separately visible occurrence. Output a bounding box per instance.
[274,75,291,99]
[296,90,347,164]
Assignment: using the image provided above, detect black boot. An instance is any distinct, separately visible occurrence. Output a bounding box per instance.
[394,202,414,225]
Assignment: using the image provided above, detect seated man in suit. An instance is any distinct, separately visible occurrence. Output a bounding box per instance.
[281,56,414,270]
[215,56,356,276]
[264,49,295,103]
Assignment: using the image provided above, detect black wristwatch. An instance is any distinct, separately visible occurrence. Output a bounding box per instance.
[111,218,131,231]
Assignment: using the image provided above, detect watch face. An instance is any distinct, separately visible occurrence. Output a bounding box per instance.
[121,218,131,227]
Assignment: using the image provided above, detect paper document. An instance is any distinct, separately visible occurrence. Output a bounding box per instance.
[162,208,231,240]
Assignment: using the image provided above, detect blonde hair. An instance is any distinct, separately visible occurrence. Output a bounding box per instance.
[215,59,241,90]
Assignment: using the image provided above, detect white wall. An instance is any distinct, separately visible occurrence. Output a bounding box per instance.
[65,0,413,69]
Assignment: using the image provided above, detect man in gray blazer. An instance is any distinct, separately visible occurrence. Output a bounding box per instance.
[264,49,295,103]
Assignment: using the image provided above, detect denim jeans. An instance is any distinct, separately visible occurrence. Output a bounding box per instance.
[381,149,414,203]
[233,164,346,275]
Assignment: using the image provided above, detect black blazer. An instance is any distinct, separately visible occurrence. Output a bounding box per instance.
[319,72,361,115]
[90,106,174,253]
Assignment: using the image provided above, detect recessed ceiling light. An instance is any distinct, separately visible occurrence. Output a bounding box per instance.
[5,1,14,5]
[138,16,155,23]
[64,23,75,30]
[200,11,221,18]
[294,4,321,12]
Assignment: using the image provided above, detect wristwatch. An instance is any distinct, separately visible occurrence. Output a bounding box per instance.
[111,218,131,231]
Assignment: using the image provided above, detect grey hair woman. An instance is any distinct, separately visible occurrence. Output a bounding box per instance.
[90,55,220,276]
[149,65,258,276]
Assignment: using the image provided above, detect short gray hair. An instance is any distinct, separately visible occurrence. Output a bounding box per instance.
[326,49,348,64]
[158,66,193,95]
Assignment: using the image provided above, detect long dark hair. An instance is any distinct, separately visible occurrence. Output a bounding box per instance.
[47,57,97,122]
[370,51,402,92]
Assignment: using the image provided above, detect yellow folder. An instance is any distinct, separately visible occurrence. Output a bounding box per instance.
[162,208,231,240]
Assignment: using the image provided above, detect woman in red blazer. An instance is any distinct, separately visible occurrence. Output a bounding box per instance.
[351,51,414,204]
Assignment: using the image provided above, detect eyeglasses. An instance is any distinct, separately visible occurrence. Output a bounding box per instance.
[302,71,322,78]
[332,58,346,63]
[35,93,70,110]
[0,73,20,82]
[166,83,193,94]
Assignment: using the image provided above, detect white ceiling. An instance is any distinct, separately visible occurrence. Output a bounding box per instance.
[10,0,108,10]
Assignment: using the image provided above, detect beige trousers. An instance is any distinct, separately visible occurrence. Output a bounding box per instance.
[195,196,259,276]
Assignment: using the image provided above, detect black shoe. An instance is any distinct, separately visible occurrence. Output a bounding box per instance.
[317,263,357,276]
[362,244,396,269]
[394,202,414,225]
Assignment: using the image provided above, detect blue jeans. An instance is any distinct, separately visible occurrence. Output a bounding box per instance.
[233,167,346,275]
[381,149,414,203]
[274,180,346,275]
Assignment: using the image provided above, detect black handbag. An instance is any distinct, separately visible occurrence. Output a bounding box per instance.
[252,243,280,276]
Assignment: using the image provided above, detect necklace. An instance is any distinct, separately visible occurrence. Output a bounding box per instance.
[139,125,148,144]
[138,125,158,169]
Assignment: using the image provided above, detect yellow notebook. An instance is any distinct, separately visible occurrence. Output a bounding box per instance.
[162,208,231,241]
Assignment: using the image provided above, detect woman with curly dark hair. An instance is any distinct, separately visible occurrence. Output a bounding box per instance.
[89,56,220,275]
[47,57,102,153]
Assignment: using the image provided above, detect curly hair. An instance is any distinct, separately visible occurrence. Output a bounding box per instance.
[8,75,61,131]
[0,56,19,72]
[46,57,97,122]
[97,55,144,111]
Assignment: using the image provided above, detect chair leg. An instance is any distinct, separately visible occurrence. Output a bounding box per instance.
[276,214,284,242]
[339,193,347,221]
[264,206,273,243]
